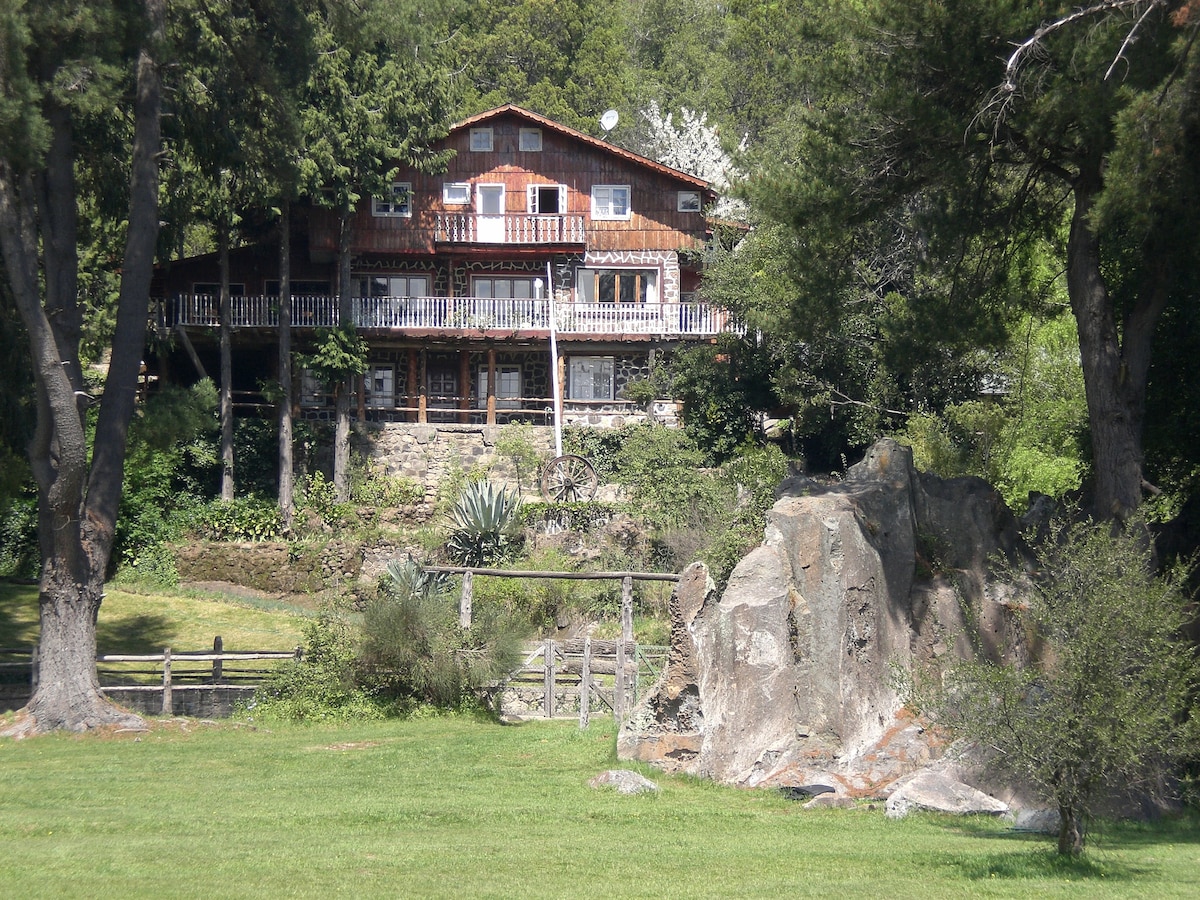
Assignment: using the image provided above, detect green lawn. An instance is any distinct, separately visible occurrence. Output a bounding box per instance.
[0,581,307,653]
[0,716,1196,898]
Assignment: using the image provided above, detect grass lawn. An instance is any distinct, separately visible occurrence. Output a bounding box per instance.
[0,716,1196,898]
[0,581,308,653]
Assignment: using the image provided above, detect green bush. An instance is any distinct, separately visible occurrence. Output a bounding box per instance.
[188,497,284,542]
[0,495,38,580]
[250,610,389,723]
[358,564,529,709]
[350,459,425,507]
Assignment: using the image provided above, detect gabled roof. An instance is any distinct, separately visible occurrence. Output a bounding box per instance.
[452,104,716,196]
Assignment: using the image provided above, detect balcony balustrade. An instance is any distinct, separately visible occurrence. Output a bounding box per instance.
[435,213,586,244]
[168,294,733,337]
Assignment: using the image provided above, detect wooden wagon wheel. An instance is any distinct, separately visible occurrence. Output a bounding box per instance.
[540,454,599,502]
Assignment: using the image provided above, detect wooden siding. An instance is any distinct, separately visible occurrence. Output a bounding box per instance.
[309,111,711,258]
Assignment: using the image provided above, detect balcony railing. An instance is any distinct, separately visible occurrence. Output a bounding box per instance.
[169,294,733,337]
[435,213,586,244]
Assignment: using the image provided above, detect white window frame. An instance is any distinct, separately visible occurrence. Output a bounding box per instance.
[365,364,395,409]
[677,190,701,212]
[591,185,631,220]
[518,128,543,151]
[568,356,615,402]
[476,365,522,409]
[469,127,494,152]
[372,182,412,218]
[526,183,567,215]
[443,182,470,205]
[300,368,326,408]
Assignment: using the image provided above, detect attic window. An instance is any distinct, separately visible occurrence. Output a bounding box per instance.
[470,127,493,152]
[519,128,543,151]
[678,191,701,213]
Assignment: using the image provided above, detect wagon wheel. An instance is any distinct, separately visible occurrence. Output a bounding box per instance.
[540,454,599,502]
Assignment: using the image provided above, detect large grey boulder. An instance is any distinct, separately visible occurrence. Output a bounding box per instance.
[619,439,1027,797]
[885,771,1010,819]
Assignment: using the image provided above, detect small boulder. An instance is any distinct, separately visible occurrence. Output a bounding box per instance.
[804,793,857,810]
[1012,808,1060,834]
[589,770,660,795]
[885,771,1009,819]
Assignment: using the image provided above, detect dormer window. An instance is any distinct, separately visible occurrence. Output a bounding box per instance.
[470,127,494,152]
[373,182,412,217]
[519,128,543,151]
[591,185,631,220]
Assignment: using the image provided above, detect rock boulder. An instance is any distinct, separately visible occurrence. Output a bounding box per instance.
[619,439,1028,797]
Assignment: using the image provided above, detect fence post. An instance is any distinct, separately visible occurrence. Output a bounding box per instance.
[161,648,172,716]
[460,571,473,630]
[621,576,633,646]
[212,635,223,682]
[579,635,591,730]
[543,638,554,718]
[614,637,625,721]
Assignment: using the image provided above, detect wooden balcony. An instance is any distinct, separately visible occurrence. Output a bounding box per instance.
[168,294,733,337]
[435,213,586,244]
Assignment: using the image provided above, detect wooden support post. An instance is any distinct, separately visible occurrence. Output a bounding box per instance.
[614,637,625,720]
[212,635,223,682]
[621,576,634,646]
[161,648,173,716]
[458,349,471,424]
[460,571,473,630]
[486,347,497,426]
[579,634,591,729]
[406,349,419,423]
[543,638,555,718]
[418,350,428,423]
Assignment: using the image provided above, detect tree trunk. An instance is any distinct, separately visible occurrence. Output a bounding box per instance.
[1057,804,1084,857]
[278,198,294,527]
[333,205,353,502]
[0,0,164,735]
[219,225,235,501]
[1067,173,1164,521]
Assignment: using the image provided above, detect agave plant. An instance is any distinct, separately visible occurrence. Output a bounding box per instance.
[445,480,523,566]
[385,556,448,602]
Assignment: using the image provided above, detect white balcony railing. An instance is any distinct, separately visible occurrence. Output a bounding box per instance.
[171,295,733,337]
[435,213,586,244]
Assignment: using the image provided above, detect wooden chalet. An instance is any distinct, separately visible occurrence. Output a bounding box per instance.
[151,105,734,428]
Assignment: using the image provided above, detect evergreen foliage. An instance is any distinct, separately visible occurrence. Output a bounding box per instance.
[907,517,1200,856]
[445,480,523,566]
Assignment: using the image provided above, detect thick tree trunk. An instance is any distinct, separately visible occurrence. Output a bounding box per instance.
[333,206,353,502]
[219,226,235,501]
[1057,804,1084,857]
[278,198,294,527]
[1067,175,1164,520]
[0,0,164,735]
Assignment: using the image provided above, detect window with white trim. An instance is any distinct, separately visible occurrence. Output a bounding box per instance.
[469,127,493,151]
[365,365,395,408]
[518,128,543,151]
[300,369,326,407]
[477,365,522,409]
[568,356,615,401]
[576,268,657,304]
[357,275,429,297]
[527,184,566,214]
[472,275,536,299]
[372,182,412,217]
[591,185,631,220]
[443,182,470,204]
[677,190,701,212]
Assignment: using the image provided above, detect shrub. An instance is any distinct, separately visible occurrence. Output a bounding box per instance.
[249,610,388,723]
[0,494,38,580]
[358,563,529,709]
[350,458,424,507]
[445,480,523,566]
[188,497,284,542]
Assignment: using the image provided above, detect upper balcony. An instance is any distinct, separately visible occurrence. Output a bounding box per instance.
[434,213,586,245]
[165,294,735,338]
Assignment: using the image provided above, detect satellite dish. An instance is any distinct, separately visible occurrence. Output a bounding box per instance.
[599,109,619,135]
